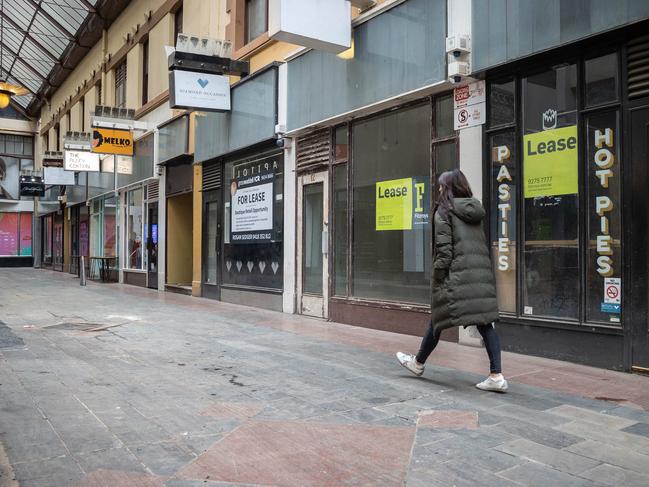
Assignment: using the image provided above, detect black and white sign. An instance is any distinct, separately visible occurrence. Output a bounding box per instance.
[231,171,274,244]
[169,71,231,111]
[64,150,100,172]
[604,277,621,305]
[44,167,76,185]
[19,176,45,197]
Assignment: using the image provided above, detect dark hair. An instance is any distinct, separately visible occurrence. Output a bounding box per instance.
[436,169,473,217]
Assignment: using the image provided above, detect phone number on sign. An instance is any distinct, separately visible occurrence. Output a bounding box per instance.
[527,176,553,185]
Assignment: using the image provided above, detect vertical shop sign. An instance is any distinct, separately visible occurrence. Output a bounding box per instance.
[493,145,513,271]
[230,170,275,243]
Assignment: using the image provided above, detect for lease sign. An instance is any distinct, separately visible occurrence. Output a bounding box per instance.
[231,171,275,243]
[523,126,578,198]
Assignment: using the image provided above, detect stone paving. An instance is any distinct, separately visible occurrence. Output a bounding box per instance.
[1,268,649,486]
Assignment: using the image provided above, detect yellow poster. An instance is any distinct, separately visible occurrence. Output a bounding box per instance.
[523,125,578,198]
[376,178,413,231]
[92,127,134,156]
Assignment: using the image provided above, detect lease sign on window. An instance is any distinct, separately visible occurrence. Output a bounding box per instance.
[375,178,428,231]
[523,126,578,198]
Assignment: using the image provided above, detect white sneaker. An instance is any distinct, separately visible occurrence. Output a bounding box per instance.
[476,375,509,392]
[396,352,424,377]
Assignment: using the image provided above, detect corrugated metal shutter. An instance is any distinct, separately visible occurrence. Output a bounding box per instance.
[628,34,649,100]
[296,129,331,173]
[147,180,159,200]
[202,163,222,191]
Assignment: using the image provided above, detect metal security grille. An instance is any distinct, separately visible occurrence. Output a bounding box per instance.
[628,34,649,99]
[203,163,222,191]
[296,129,331,173]
[147,180,159,200]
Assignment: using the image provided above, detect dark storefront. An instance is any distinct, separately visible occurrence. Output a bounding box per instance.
[480,21,649,371]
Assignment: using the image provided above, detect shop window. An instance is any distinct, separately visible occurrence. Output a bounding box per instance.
[333,164,348,296]
[435,94,455,139]
[522,64,579,319]
[0,213,18,256]
[142,40,149,106]
[433,142,457,183]
[586,111,621,324]
[223,152,284,290]
[489,79,516,127]
[585,53,619,107]
[334,125,348,162]
[245,0,268,45]
[489,131,517,313]
[205,199,218,284]
[115,61,127,109]
[19,213,32,256]
[103,197,118,259]
[43,215,52,263]
[351,103,432,304]
[126,188,144,270]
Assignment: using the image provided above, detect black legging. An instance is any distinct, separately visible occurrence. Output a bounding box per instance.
[416,323,502,374]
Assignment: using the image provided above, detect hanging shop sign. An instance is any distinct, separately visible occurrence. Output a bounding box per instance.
[64,150,100,172]
[375,177,428,231]
[92,128,133,156]
[453,81,486,130]
[523,125,578,198]
[100,155,133,175]
[493,145,513,271]
[230,170,275,243]
[169,70,231,112]
[19,176,45,197]
[44,167,75,185]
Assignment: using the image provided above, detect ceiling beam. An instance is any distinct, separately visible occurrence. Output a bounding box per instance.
[25,0,75,40]
[78,0,96,12]
[0,40,49,83]
[0,10,60,64]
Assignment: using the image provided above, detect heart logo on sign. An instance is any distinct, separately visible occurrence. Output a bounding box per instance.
[197,78,209,89]
[225,260,232,271]
[247,261,254,272]
[259,261,266,273]
[271,262,279,274]
[236,261,242,272]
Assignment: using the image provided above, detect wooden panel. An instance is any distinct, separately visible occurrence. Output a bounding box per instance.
[296,129,331,173]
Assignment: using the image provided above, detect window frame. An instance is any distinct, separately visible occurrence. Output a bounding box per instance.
[125,187,145,271]
[141,39,149,106]
[244,0,269,46]
[485,49,623,329]
[115,61,127,109]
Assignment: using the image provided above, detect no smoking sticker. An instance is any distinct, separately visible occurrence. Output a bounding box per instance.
[604,277,621,305]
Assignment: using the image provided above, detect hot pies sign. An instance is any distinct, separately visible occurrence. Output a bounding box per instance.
[92,127,133,156]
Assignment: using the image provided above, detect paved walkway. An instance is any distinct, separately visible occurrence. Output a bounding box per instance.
[1,268,649,487]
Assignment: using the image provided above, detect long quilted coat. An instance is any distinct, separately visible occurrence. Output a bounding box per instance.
[431,198,498,335]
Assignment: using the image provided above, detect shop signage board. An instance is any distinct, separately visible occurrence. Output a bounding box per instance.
[231,170,275,243]
[19,178,45,197]
[169,71,231,112]
[100,155,133,175]
[604,277,621,304]
[64,150,100,172]
[523,125,578,197]
[92,128,134,156]
[44,167,75,185]
[375,177,428,231]
[453,81,486,130]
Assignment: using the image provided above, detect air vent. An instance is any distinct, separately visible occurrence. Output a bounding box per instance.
[203,163,222,191]
[147,180,159,200]
[296,129,331,173]
[628,34,649,99]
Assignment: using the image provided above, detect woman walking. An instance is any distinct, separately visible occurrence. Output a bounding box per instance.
[396,169,508,392]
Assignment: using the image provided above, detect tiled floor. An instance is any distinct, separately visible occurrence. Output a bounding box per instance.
[1,268,649,486]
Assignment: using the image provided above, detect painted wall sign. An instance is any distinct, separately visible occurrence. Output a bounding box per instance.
[92,128,134,156]
[64,150,100,172]
[169,71,231,112]
[231,170,275,243]
[493,145,513,271]
[375,178,428,231]
[523,125,578,197]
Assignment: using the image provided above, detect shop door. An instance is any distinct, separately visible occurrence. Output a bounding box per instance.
[202,195,221,300]
[629,106,649,372]
[53,213,64,271]
[297,172,329,318]
[147,203,158,289]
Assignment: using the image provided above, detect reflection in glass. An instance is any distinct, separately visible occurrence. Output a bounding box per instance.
[0,212,19,256]
[352,103,431,304]
[585,53,618,107]
[333,165,348,296]
[489,79,515,127]
[435,94,454,138]
[334,126,348,161]
[206,201,218,284]
[127,188,143,269]
[246,0,267,44]
[303,183,324,295]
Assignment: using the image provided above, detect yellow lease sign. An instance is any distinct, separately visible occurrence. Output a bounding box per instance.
[376,178,413,231]
[523,125,578,198]
[92,127,134,156]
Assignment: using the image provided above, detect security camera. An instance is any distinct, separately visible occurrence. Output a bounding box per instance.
[276,137,292,149]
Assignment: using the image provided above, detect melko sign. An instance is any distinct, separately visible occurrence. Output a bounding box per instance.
[92,128,133,156]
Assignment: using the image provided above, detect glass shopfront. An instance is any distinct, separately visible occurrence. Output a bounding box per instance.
[487,51,622,327]
[332,96,457,307]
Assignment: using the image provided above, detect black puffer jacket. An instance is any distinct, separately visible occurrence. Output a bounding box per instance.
[431,198,498,335]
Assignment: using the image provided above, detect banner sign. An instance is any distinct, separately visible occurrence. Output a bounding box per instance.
[231,170,275,243]
[64,150,100,172]
[376,177,428,231]
[169,71,231,112]
[92,128,133,155]
[523,125,578,198]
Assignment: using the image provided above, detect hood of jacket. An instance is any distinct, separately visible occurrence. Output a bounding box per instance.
[451,197,485,224]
